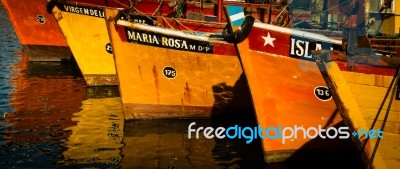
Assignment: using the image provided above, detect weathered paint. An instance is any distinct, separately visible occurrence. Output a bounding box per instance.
[21,45,73,61]
[105,8,252,120]
[1,0,68,46]
[1,0,72,61]
[49,2,117,86]
[225,6,345,163]
[235,39,345,162]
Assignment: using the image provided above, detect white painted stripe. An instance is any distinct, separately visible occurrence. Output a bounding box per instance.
[253,22,342,45]
[117,20,210,42]
[229,12,245,22]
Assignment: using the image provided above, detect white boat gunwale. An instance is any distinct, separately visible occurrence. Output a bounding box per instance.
[253,22,342,45]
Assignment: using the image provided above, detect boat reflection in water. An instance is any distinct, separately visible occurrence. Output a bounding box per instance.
[3,52,86,168]
[3,51,125,168]
[122,120,215,168]
[57,85,264,168]
[0,50,265,168]
[121,118,265,168]
[58,96,124,168]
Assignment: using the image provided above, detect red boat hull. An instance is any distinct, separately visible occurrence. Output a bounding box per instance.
[1,0,73,61]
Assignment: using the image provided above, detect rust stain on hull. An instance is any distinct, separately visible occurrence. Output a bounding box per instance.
[104,7,252,119]
[123,103,213,120]
[138,65,142,81]
[152,65,160,104]
[84,74,118,86]
[184,82,191,105]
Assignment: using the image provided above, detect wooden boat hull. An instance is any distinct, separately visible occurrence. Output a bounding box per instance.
[238,25,341,162]
[1,0,72,61]
[48,2,117,86]
[224,7,350,161]
[46,0,227,86]
[105,8,252,120]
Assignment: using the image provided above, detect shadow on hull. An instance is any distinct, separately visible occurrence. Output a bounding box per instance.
[211,73,255,119]
[22,45,73,62]
[209,70,367,168]
[277,121,366,169]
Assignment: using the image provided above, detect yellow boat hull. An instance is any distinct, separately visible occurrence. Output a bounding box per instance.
[49,2,117,86]
[105,8,252,120]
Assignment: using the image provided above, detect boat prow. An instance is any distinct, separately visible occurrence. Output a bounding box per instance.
[105,7,253,120]
[223,5,367,165]
[47,0,118,86]
[1,0,72,61]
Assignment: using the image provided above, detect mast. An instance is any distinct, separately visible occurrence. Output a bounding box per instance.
[321,0,328,30]
[218,0,223,22]
[365,0,370,27]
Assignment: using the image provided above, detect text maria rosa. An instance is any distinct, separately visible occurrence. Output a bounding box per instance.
[127,30,212,52]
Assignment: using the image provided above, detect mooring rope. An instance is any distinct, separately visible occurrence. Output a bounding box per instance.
[368,66,399,134]
[112,0,163,27]
[152,0,164,16]
[367,65,399,169]
[161,16,176,30]
[173,18,194,32]
[112,0,129,7]
[362,64,400,152]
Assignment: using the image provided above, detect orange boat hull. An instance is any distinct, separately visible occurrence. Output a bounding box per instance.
[231,21,349,162]
[1,0,72,61]
[240,47,343,161]
[105,8,253,120]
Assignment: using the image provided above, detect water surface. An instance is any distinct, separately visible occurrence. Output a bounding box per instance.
[0,3,367,169]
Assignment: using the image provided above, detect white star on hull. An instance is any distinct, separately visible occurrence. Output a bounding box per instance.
[262,32,276,47]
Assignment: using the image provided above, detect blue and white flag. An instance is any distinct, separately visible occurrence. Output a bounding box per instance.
[226,6,245,27]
